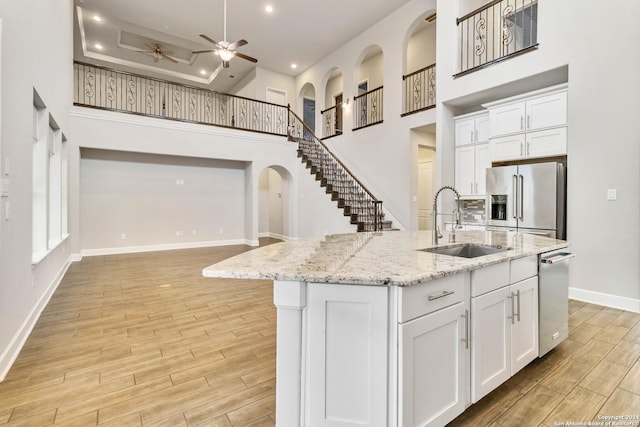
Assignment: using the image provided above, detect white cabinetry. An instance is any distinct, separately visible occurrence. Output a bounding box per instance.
[398,273,469,427]
[454,112,491,198]
[470,256,539,402]
[485,84,568,162]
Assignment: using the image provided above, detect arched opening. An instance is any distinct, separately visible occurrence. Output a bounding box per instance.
[258,166,293,240]
[354,45,384,129]
[322,68,343,138]
[403,11,437,115]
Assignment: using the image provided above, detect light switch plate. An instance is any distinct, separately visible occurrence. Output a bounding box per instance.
[607,189,617,201]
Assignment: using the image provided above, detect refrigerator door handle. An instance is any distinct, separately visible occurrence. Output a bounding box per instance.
[518,174,524,220]
[512,174,518,219]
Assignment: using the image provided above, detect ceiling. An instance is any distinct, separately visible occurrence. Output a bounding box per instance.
[74,0,410,93]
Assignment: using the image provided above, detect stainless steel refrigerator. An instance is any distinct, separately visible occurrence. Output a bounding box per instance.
[485,162,566,239]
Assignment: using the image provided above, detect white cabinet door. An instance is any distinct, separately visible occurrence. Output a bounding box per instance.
[471,286,511,403]
[399,302,468,427]
[474,143,491,196]
[526,91,567,131]
[526,127,567,158]
[306,283,388,427]
[475,114,491,143]
[510,277,539,375]
[489,102,525,137]
[455,118,476,146]
[490,134,525,162]
[455,146,476,197]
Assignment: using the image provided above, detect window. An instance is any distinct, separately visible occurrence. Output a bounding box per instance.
[32,90,69,263]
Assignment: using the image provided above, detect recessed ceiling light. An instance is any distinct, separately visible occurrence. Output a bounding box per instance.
[265,5,273,13]
[200,70,207,75]
[92,15,102,22]
[291,63,298,69]
[94,43,103,50]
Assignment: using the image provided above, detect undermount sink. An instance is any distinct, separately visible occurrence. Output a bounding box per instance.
[420,243,511,258]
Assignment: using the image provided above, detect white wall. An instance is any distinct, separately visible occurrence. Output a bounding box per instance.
[356,51,384,90]
[406,24,436,74]
[0,0,74,380]
[80,150,247,254]
[231,66,297,110]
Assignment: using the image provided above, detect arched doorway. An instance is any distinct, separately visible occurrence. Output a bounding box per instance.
[258,166,293,240]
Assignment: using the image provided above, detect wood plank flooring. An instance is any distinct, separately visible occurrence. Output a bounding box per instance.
[1,243,639,426]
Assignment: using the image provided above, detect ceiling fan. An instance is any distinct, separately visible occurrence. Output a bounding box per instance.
[193,0,258,68]
[137,43,178,64]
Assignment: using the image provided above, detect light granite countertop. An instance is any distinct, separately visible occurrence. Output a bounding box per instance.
[202,230,569,287]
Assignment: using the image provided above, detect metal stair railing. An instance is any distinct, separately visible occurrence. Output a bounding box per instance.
[288,108,385,232]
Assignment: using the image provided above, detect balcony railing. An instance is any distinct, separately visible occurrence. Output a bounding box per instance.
[455,0,538,77]
[320,105,342,140]
[73,61,289,137]
[401,64,436,117]
[353,86,383,131]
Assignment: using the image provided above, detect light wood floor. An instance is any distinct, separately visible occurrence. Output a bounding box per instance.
[1,244,639,426]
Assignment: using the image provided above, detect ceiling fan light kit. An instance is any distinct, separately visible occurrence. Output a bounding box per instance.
[193,0,257,68]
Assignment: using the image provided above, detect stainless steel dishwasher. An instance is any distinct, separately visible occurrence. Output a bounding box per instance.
[539,249,575,357]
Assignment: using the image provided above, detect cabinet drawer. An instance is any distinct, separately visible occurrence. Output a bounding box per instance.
[510,255,538,283]
[471,262,510,297]
[399,274,465,323]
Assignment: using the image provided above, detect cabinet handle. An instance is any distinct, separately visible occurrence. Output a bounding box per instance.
[475,129,478,142]
[475,182,478,194]
[527,115,531,129]
[470,183,473,194]
[515,289,521,322]
[427,290,454,301]
[461,309,469,349]
[520,142,524,157]
[520,116,523,130]
[508,292,515,325]
[526,141,530,156]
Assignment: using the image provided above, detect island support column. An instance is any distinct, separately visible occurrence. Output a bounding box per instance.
[273,280,306,426]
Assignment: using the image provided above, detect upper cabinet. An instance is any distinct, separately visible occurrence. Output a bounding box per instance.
[489,90,567,137]
[455,112,490,146]
[454,112,491,198]
[484,84,568,162]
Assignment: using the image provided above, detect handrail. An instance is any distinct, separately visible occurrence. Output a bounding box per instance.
[320,105,338,115]
[456,0,503,25]
[403,63,436,80]
[353,85,384,101]
[289,109,379,203]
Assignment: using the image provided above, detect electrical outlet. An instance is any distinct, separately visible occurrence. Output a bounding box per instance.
[120,233,126,240]
[219,228,224,234]
[607,189,617,201]
[192,230,197,235]
[176,230,184,236]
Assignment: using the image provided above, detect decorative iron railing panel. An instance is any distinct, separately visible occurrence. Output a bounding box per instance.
[288,110,384,231]
[353,86,383,131]
[402,64,436,116]
[320,105,342,140]
[456,0,538,77]
[74,61,289,137]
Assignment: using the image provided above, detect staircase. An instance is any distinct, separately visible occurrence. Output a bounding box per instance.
[288,111,393,232]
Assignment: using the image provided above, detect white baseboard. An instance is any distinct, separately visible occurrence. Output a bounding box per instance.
[0,256,73,382]
[569,287,640,314]
[81,239,249,257]
[258,232,294,241]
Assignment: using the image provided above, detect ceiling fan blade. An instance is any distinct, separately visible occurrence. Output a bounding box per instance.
[234,52,258,63]
[136,50,154,53]
[192,49,215,54]
[199,34,221,47]
[161,53,178,63]
[228,39,248,50]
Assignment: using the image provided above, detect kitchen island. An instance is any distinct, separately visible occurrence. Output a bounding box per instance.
[203,230,569,427]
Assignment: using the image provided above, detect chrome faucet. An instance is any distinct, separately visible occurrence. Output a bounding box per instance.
[433,185,463,244]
